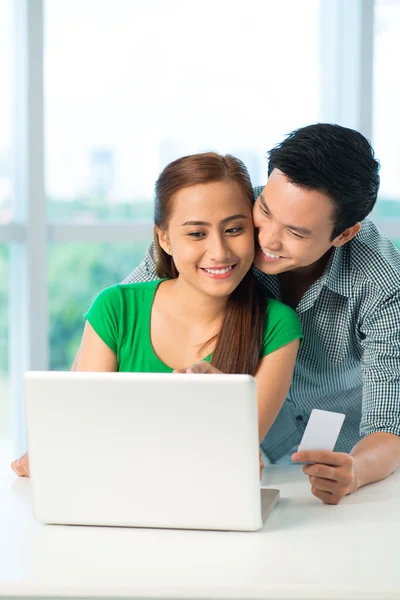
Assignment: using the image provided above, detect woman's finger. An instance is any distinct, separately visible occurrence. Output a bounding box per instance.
[11,452,30,477]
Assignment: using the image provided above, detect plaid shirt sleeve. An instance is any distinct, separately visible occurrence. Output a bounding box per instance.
[359,289,400,438]
[121,242,158,284]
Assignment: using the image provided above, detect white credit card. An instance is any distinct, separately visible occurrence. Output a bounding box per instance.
[297,409,345,453]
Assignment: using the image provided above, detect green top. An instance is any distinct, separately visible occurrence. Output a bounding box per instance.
[84,280,302,373]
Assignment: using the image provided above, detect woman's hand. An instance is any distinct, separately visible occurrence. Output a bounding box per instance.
[11,452,30,477]
[173,361,223,374]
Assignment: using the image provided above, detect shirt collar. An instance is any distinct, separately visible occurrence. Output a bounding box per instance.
[325,243,353,297]
[253,242,353,303]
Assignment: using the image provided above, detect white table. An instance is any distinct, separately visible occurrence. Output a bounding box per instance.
[1,463,399,600]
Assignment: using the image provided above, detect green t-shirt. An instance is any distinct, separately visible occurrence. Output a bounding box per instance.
[84,280,302,373]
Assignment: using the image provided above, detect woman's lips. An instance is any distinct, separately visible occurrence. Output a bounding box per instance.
[200,264,237,280]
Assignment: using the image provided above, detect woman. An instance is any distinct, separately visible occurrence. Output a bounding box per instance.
[12,152,302,477]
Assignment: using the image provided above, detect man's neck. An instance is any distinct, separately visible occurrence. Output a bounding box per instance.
[280,248,333,286]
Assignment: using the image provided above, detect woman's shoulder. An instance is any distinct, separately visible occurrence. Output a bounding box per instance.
[260,298,302,357]
[89,279,164,310]
[265,297,299,322]
[117,279,166,294]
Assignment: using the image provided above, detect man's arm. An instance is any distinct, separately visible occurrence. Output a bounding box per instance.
[350,289,400,487]
[71,242,159,370]
[293,290,400,503]
[292,432,400,505]
[350,432,400,488]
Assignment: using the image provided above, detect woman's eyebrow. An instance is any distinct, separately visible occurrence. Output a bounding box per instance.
[181,214,248,227]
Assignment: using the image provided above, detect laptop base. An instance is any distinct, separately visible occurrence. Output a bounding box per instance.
[260,488,280,523]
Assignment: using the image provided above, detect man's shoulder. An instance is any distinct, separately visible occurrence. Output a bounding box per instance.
[347,219,400,296]
[117,280,163,294]
[121,243,158,284]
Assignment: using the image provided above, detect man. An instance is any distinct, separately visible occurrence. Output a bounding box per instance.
[12,124,400,505]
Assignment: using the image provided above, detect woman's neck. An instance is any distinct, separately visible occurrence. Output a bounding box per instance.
[164,277,228,325]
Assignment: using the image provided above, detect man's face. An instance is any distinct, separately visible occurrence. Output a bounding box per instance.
[253,169,340,275]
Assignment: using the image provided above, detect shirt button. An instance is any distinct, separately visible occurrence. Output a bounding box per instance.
[296,415,303,422]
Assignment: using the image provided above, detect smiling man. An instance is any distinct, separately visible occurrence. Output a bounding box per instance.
[122,123,400,505]
[12,124,400,503]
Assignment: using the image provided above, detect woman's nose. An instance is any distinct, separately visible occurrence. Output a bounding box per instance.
[210,236,231,261]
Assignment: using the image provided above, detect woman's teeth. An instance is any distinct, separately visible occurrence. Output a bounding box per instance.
[203,266,233,274]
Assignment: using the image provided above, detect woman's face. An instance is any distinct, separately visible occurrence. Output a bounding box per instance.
[157,180,255,298]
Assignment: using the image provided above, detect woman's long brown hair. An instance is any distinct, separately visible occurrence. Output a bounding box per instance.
[154,152,266,376]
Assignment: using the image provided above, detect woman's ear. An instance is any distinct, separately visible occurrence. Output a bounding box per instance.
[155,226,171,255]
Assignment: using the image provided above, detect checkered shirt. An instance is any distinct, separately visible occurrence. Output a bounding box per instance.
[123,186,400,463]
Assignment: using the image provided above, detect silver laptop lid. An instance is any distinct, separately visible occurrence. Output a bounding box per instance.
[24,371,262,531]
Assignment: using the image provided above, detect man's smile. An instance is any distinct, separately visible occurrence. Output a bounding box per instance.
[259,248,285,262]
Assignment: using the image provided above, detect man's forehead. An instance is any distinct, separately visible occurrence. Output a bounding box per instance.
[260,178,335,230]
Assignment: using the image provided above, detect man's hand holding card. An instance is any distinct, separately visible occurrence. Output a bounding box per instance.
[291,409,358,505]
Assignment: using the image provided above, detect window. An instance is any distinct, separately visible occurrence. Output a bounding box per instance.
[43,0,322,380]
[0,0,12,459]
[372,0,400,249]
[48,242,151,369]
[0,0,12,225]
[7,0,382,456]
[45,0,321,224]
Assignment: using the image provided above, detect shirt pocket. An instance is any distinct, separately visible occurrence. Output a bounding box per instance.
[299,294,361,367]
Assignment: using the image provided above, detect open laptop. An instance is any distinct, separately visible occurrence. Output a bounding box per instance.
[24,371,279,531]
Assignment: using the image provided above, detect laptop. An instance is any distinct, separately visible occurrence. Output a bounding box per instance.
[24,371,279,531]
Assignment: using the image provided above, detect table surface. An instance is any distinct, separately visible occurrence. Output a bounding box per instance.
[1,462,399,600]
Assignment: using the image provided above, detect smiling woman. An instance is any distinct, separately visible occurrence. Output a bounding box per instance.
[152,153,261,375]
[79,153,269,375]
[77,153,302,436]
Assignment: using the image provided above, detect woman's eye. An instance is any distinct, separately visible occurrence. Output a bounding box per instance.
[188,232,205,239]
[226,227,243,235]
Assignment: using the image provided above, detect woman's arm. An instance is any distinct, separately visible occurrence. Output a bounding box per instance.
[76,322,118,371]
[255,339,299,442]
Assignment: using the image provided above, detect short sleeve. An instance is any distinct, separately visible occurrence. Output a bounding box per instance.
[84,286,121,354]
[261,299,303,357]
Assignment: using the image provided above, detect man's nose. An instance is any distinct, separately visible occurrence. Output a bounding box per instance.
[258,224,282,251]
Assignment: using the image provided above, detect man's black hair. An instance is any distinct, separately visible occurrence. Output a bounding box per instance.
[267,123,380,239]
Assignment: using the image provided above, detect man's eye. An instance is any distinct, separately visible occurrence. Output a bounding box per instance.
[260,206,270,216]
[290,230,304,239]
[188,232,205,239]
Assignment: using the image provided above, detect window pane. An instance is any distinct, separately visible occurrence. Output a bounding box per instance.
[0,245,10,460]
[48,241,150,370]
[372,0,400,246]
[0,0,13,224]
[45,0,320,223]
